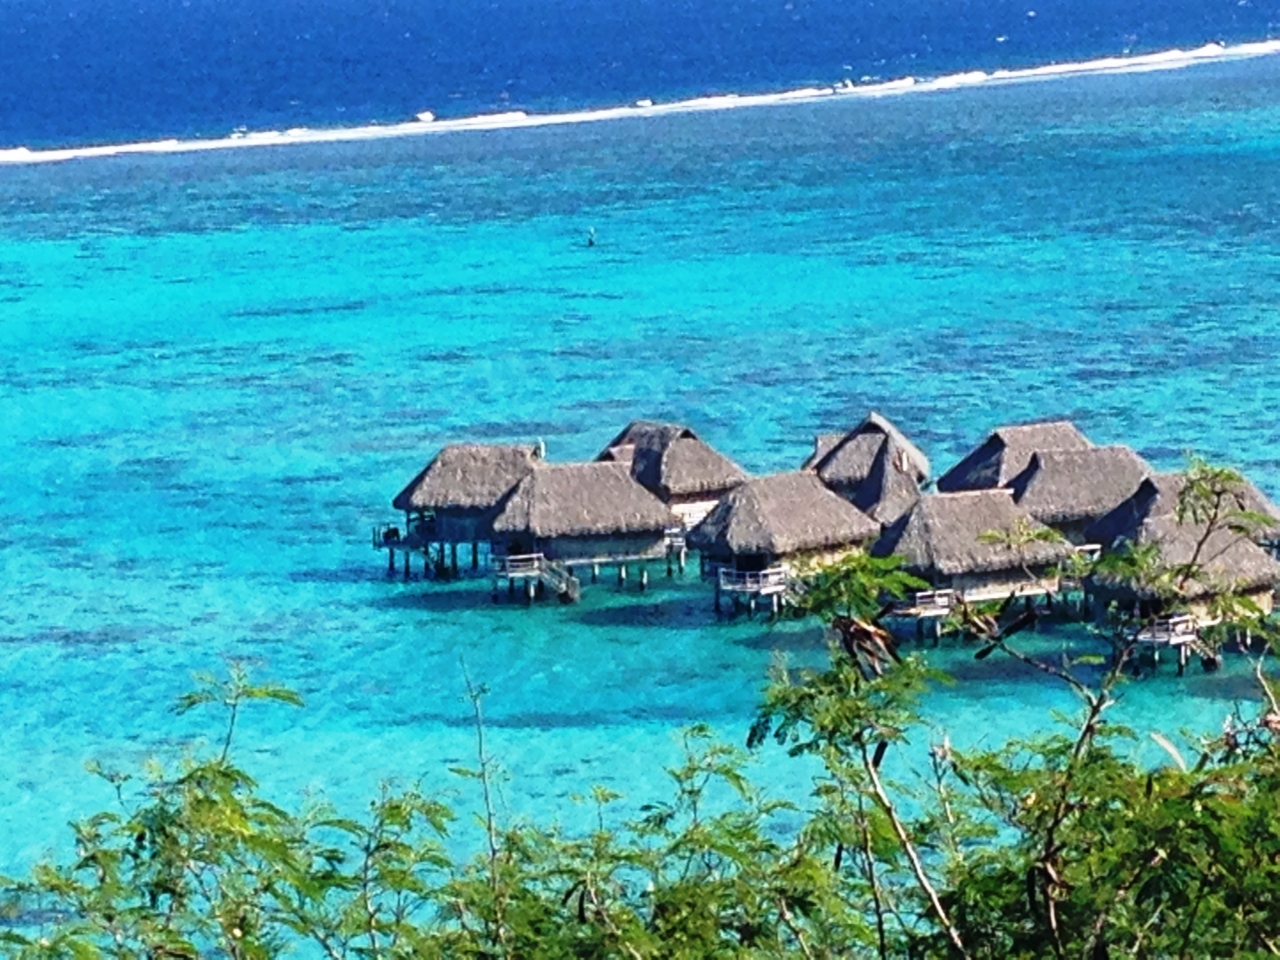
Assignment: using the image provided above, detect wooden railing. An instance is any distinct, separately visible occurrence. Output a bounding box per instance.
[911,588,956,611]
[495,553,545,575]
[718,567,788,594]
[372,518,435,550]
[494,553,575,594]
[1135,614,1200,645]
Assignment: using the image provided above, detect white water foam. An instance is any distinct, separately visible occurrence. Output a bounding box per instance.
[4,40,1279,166]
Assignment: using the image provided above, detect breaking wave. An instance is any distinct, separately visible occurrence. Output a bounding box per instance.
[3,40,1279,166]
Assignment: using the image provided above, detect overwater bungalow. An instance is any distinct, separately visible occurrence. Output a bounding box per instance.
[489,461,678,599]
[1005,445,1152,544]
[596,420,747,528]
[804,411,931,525]
[383,442,543,574]
[1085,472,1280,548]
[688,472,880,612]
[874,490,1077,615]
[936,420,1091,493]
[1084,474,1280,623]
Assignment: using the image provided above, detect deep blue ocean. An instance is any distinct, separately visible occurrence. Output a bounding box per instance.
[3,0,1280,874]
[2,0,1279,147]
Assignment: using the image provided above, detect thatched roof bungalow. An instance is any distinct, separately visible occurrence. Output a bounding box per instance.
[392,443,542,543]
[597,421,747,528]
[936,420,1091,493]
[1084,474,1280,618]
[873,490,1076,601]
[1005,445,1152,544]
[804,412,930,526]
[1085,473,1280,547]
[689,472,880,574]
[491,462,677,563]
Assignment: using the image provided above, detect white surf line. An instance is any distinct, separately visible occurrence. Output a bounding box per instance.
[4,39,1280,166]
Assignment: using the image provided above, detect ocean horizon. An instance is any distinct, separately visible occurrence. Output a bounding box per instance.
[4,4,1280,874]
[3,0,1279,149]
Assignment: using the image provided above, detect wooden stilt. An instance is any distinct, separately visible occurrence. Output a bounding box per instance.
[714,579,722,613]
[618,565,627,588]
[916,618,924,642]
[666,553,674,578]
[388,548,395,574]
[423,550,429,577]
[678,546,687,575]
[508,576,515,596]
[451,542,459,577]
[525,579,535,604]
[771,594,780,617]
[471,542,479,571]
[748,595,757,618]
[591,563,599,584]
[403,550,410,580]
[1178,644,1188,676]
[640,567,649,592]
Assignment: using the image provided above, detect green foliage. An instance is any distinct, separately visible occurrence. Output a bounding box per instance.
[10,513,1280,958]
[788,553,926,622]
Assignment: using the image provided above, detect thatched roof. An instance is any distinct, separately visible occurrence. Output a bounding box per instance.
[1006,446,1151,525]
[937,420,1092,493]
[597,420,747,499]
[852,439,925,526]
[801,413,929,526]
[1085,472,1280,548]
[688,472,879,557]
[1084,472,1280,599]
[873,490,1075,577]
[801,433,845,471]
[392,443,541,512]
[491,462,675,539]
[809,412,930,485]
[1089,515,1280,599]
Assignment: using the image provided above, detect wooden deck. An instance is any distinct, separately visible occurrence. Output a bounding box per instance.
[706,564,790,615]
[493,553,581,603]
[718,567,788,596]
[373,522,487,578]
[892,579,1060,619]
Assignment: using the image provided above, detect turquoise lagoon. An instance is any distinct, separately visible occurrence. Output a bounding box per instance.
[3,56,1280,868]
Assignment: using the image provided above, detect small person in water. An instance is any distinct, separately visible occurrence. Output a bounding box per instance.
[587,227,596,247]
